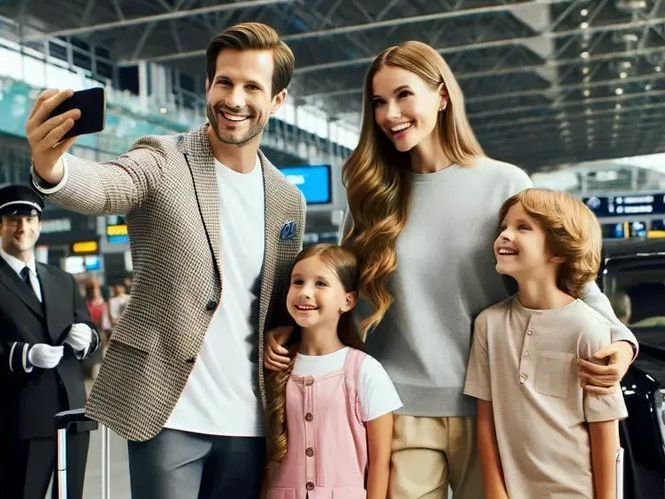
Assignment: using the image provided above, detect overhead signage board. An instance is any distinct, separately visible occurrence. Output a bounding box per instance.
[583,193,665,220]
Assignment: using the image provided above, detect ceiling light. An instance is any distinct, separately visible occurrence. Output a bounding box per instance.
[580,51,590,59]
[621,61,632,69]
[159,107,167,114]
[615,103,622,110]
[615,88,624,95]
[582,66,590,75]
[619,71,628,79]
[656,65,663,72]
[585,108,592,115]
[621,32,639,43]
[580,8,589,16]
[583,89,591,97]
[580,22,589,29]
[645,83,652,91]
[617,0,647,11]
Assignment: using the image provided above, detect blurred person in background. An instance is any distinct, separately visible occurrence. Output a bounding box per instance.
[122,274,133,295]
[108,282,129,327]
[84,277,111,335]
[0,184,99,499]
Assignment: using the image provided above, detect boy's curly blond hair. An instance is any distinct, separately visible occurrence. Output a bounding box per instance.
[498,188,602,298]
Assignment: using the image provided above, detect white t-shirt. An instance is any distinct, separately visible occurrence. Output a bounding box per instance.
[165,156,266,436]
[293,347,402,421]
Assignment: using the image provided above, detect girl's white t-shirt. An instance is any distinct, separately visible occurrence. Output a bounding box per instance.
[292,347,402,421]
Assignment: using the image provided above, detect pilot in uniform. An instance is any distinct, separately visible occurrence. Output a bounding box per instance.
[0,185,99,499]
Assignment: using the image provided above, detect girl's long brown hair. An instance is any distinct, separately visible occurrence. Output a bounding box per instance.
[266,244,364,464]
[342,41,484,334]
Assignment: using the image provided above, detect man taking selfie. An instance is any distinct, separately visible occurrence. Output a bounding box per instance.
[25,22,305,498]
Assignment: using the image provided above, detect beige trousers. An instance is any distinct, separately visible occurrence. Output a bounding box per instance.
[388,415,483,499]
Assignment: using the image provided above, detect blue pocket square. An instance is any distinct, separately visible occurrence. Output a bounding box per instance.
[279,220,297,241]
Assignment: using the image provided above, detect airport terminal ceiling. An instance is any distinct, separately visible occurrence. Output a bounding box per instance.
[2,0,664,172]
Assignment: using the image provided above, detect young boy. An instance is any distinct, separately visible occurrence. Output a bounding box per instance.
[464,188,627,499]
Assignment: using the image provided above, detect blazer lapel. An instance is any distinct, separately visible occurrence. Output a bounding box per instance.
[258,151,284,332]
[0,258,44,319]
[180,125,223,279]
[36,263,68,343]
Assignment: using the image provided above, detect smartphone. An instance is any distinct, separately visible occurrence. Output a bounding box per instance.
[50,87,105,139]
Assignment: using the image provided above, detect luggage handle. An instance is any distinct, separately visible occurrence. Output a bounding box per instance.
[55,408,110,499]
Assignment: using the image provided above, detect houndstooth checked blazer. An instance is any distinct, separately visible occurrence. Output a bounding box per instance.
[44,125,305,441]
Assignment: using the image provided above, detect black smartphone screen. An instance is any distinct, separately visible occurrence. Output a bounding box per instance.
[50,87,105,139]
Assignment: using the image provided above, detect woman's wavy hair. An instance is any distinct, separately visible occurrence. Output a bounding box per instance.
[498,188,602,298]
[266,244,364,464]
[341,41,484,335]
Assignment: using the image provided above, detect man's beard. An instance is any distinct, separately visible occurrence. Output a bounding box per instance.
[206,104,265,146]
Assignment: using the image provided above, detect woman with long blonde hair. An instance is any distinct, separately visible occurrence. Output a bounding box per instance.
[266,41,637,499]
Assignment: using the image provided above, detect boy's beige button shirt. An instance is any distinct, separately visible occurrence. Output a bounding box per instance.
[464,297,627,499]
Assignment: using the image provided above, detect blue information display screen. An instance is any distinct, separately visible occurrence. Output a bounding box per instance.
[583,194,665,217]
[279,164,332,205]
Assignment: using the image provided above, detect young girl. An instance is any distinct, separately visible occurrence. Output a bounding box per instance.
[464,188,627,499]
[265,243,402,499]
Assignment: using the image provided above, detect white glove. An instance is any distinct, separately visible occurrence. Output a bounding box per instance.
[64,323,93,353]
[28,344,64,369]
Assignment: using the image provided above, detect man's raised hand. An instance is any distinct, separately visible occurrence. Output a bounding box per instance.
[25,89,80,184]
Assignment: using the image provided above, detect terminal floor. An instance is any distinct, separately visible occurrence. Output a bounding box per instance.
[46,379,453,499]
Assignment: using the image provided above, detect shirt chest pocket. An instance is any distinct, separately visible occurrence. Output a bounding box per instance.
[535,352,575,399]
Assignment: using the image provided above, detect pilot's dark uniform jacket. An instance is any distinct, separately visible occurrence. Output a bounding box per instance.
[0,185,100,499]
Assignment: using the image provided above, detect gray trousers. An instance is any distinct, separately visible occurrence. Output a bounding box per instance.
[127,428,265,499]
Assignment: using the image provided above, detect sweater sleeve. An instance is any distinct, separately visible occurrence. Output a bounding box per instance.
[579,281,638,358]
[464,312,492,401]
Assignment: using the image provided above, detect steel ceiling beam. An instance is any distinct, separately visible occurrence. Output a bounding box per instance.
[22,0,293,42]
[479,115,664,141]
[282,0,570,42]
[469,86,665,119]
[292,16,665,75]
[467,70,663,104]
[309,69,663,114]
[474,101,665,131]
[299,45,665,101]
[477,107,664,132]
[115,0,570,66]
[114,10,665,73]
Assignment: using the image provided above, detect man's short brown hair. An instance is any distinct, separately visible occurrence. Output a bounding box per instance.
[498,188,602,298]
[206,22,295,96]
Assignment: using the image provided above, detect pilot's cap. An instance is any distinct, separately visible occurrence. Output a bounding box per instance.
[0,185,44,218]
